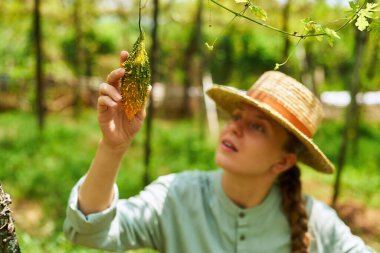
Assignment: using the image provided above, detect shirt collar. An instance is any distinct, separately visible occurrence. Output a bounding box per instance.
[212,169,281,218]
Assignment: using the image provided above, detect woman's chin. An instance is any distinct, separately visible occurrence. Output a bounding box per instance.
[215,153,238,172]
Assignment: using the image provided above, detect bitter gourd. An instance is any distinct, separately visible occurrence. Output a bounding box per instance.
[120,30,151,120]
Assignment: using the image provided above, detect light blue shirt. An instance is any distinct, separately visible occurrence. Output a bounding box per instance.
[64,170,375,253]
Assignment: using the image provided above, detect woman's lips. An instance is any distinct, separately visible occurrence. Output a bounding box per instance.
[221,139,238,152]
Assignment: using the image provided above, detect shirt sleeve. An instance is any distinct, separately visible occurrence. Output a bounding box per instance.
[306,197,376,253]
[63,175,175,252]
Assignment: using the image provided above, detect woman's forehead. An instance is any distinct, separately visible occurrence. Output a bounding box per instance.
[235,103,268,118]
[235,103,286,129]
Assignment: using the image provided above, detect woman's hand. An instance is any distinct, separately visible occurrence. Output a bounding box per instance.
[97,50,148,150]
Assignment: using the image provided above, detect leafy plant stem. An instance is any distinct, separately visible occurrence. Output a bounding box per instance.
[206,5,249,49]
[210,0,368,38]
[336,0,368,32]
[274,37,304,70]
[139,0,142,33]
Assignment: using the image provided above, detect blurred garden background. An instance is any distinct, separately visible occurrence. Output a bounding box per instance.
[0,0,379,252]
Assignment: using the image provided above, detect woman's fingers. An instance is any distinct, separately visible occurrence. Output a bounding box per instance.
[98,82,122,113]
[120,50,129,66]
[106,68,125,88]
[100,51,128,108]
[98,95,119,113]
[99,83,122,102]
[104,51,128,88]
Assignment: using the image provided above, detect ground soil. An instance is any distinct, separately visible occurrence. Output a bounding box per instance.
[335,201,380,250]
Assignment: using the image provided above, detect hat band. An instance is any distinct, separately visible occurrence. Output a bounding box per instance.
[248,90,313,138]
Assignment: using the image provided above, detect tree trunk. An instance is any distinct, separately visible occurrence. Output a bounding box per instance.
[180,0,203,117]
[351,38,370,158]
[143,0,160,186]
[73,0,84,118]
[332,29,367,207]
[34,0,44,130]
[302,42,318,95]
[0,184,21,253]
[367,35,379,81]
[282,0,291,60]
[281,0,292,74]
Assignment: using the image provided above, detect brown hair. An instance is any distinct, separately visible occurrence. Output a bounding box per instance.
[279,133,310,253]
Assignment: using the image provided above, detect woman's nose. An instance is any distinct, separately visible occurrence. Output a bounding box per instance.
[229,119,244,137]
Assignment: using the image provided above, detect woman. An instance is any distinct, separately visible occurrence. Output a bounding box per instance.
[64,51,374,253]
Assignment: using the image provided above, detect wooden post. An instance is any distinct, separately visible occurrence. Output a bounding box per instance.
[202,73,219,141]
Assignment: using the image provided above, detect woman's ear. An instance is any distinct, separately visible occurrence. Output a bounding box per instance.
[271,153,297,174]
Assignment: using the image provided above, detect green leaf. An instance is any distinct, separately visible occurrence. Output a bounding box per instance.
[316,35,324,42]
[326,36,335,47]
[249,4,267,21]
[303,20,315,33]
[354,2,379,31]
[349,1,358,11]
[368,19,380,34]
[205,42,214,51]
[325,28,341,39]
[348,2,368,24]
[366,3,378,14]
[324,28,340,47]
[302,17,312,24]
[302,18,324,35]
[355,14,370,31]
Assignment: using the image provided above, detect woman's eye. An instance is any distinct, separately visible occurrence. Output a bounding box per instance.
[249,123,265,133]
[232,114,241,121]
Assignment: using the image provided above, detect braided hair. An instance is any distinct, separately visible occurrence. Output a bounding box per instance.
[279,134,310,253]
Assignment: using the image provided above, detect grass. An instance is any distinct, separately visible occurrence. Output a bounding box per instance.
[0,109,379,252]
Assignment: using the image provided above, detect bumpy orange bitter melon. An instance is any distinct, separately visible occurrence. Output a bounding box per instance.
[120,30,151,120]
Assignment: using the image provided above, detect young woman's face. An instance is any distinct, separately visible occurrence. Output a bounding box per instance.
[215,104,290,177]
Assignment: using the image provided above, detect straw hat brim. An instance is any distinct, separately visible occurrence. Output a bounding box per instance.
[207,85,334,174]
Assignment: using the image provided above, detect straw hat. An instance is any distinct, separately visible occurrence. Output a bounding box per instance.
[206,71,334,174]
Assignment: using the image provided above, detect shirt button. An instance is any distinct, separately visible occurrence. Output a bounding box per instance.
[240,235,245,241]
[239,212,245,218]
